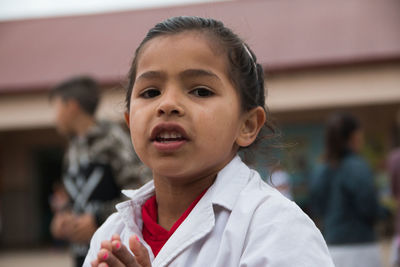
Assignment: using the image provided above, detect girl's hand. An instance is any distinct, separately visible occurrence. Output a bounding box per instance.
[91,234,151,267]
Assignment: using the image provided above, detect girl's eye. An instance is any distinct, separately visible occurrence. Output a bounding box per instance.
[140,89,161,98]
[191,87,214,97]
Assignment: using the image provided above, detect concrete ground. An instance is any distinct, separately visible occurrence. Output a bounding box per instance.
[381,238,393,267]
[0,248,72,267]
[0,238,393,267]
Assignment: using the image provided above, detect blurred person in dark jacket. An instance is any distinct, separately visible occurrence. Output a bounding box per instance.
[49,76,151,267]
[311,112,383,267]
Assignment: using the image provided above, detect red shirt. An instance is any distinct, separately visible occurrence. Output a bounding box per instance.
[141,190,207,257]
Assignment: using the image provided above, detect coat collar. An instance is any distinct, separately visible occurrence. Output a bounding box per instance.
[207,155,251,211]
[117,155,251,213]
[115,155,252,266]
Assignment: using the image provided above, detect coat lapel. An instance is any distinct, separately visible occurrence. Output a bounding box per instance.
[152,156,250,266]
[152,196,215,267]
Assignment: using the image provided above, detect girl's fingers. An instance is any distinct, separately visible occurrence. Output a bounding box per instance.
[129,235,151,267]
[97,248,124,267]
[101,240,113,250]
[98,247,139,267]
[96,234,149,267]
[111,240,140,266]
[91,259,99,267]
[111,234,121,242]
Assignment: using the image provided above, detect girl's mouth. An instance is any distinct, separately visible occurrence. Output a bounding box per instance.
[155,131,186,143]
[150,123,189,151]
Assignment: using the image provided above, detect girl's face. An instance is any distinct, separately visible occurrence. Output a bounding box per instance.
[126,32,247,183]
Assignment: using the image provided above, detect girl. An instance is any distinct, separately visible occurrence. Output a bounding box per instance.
[311,112,383,267]
[84,16,334,267]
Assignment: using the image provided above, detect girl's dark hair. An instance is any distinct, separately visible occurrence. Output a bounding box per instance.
[324,112,361,164]
[125,16,276,151]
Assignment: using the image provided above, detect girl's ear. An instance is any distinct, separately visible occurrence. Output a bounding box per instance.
[124,112,130,128]
[236,106,266,147]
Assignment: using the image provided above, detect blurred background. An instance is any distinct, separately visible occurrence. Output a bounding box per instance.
[0,0,399,266]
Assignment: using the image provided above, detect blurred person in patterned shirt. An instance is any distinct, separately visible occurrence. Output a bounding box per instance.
[49,76,151,267]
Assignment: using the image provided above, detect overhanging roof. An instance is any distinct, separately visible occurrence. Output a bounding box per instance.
[1,0,400,93]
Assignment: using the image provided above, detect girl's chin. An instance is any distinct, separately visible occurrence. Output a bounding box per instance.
[152,168,190,180]
[151,164,200,181]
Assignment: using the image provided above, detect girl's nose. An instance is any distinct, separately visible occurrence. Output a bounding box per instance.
[156,90,185,117]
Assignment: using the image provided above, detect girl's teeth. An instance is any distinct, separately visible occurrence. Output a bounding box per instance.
[159,131,182,139]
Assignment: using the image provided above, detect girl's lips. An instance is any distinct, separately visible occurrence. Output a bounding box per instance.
[152,139,187,152]
[150,123,189,141]
[150,122,189,152]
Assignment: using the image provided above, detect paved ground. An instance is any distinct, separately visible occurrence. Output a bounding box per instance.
[381,238,393,267]
[0,248,72,267]
[0,238,393,267]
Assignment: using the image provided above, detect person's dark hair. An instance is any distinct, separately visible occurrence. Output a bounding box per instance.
[125,16,276,151]
[50,76,100,115]
[324,112,361,164]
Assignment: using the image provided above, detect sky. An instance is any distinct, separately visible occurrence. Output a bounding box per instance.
[0,0,226,21]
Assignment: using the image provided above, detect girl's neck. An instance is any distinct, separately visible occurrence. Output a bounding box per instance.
[153,173,216,231]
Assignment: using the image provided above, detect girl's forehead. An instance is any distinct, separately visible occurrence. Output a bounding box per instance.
[139,31,223,61]
[136,31,229,75]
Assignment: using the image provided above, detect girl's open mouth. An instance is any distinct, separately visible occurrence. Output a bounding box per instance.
[150,123,189,151]
[155,131,186,143]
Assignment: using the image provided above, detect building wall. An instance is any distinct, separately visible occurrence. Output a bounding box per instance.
[268,61,400,168]
[0,87,126,131]
[1,62,399,131]
[0,61,399,247]
[267,61,400,112]
[0,128,64,247]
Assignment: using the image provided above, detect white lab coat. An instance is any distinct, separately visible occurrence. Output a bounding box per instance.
[84,156,334,266]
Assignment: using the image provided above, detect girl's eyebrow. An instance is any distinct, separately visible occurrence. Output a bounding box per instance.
[136,69,220,81]
[136,71,165,82]
[179,69,220,81]
[136,69,221,83]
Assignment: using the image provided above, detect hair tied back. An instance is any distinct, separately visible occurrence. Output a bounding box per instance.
[242,43,258,81]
